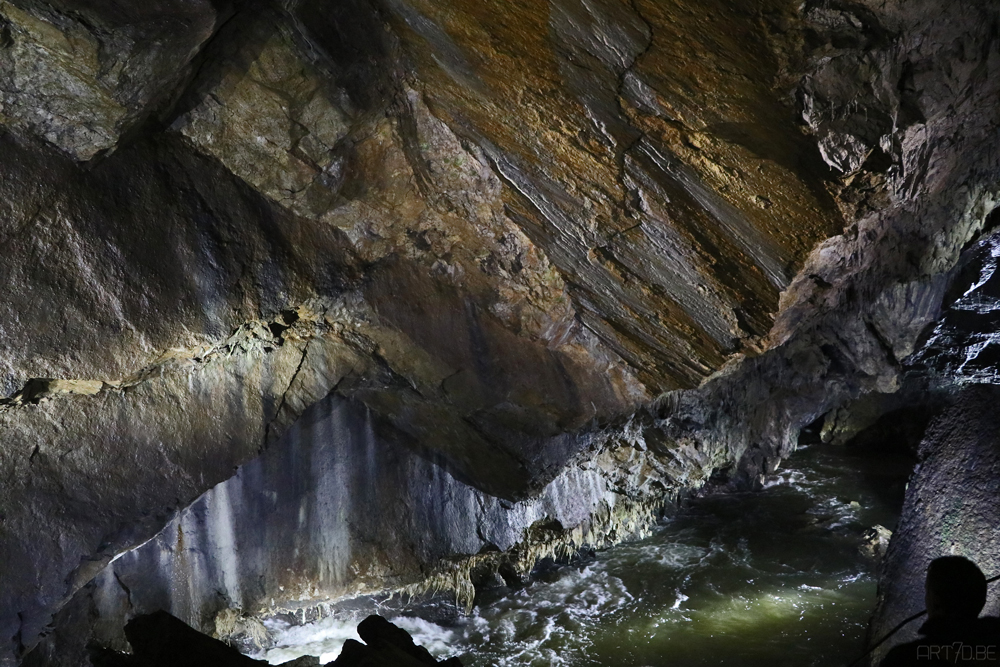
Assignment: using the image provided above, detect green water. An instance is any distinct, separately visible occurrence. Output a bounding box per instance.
[265,444,911,667]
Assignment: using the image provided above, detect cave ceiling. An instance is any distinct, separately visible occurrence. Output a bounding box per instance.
[0,0,862,502]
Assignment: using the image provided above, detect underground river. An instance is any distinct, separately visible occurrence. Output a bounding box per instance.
[262,443,912,666]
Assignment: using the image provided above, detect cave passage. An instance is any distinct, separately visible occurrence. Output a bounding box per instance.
[261,445,910,666]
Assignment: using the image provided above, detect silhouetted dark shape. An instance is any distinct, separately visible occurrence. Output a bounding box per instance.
[881,557,1000,666]
[332,615,462,667]
[89,610,268,667]
[88,610,463,667]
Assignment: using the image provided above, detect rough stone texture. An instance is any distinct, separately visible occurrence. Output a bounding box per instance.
[0,121,643,662]
[0,130,364,662]
[909,216,1000,386]
[0,0,998,664]
[858,223,1000,661]
[171,6,355,220]
[698,0,1000,486]
[867,385,1000,665]
[27,392,695,666]
[0,0,222,160]
[380,0,845,391]
[859,524,893,562]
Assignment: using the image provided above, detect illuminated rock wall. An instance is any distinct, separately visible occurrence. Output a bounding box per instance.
[29,393,684,665]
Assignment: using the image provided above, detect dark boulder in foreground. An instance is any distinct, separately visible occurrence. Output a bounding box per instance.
[88,611,461,667]
[89,610,266,667]
[332,615,462,667]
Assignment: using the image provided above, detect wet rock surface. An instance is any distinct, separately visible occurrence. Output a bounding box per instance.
[0,0,997,664]
[859,525,893,562]
[863,226,1000,663]
[31,393,682,665]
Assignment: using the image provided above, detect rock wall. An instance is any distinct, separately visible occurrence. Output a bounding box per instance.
[0,130,362,662]
[861,224,1000,662]
[27,392,688,666]
[0,0,998,664]
[380,0,845,391]
[867,385,1000,664]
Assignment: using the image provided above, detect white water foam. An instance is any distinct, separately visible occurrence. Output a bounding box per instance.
[263,614,361,664]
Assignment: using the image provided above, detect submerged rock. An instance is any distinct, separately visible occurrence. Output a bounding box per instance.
[859,525,892,561]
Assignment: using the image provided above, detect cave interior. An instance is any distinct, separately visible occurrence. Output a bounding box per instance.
[0,0,999,665]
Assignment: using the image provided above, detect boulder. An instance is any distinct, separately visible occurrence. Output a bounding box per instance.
[90,611,267,667]
[331,615,461,667]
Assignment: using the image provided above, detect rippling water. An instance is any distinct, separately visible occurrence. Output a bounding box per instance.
[263,445,910,667]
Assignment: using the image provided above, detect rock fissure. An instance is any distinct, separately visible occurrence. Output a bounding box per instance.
[112,572,132,612]
[610,0,654,228]
[263,341,313,445]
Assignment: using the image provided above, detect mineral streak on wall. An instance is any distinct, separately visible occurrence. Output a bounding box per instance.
[36,393,682,663]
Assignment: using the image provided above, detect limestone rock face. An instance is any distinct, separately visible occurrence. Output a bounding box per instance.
[909,221,1000,385]
[171,7,354,220]
[380,0,844,390]
[0,0,221,160]
[27,392,702,665]
[854,224,1000,662]
[0,0,997,664]
[0,131,363,661]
